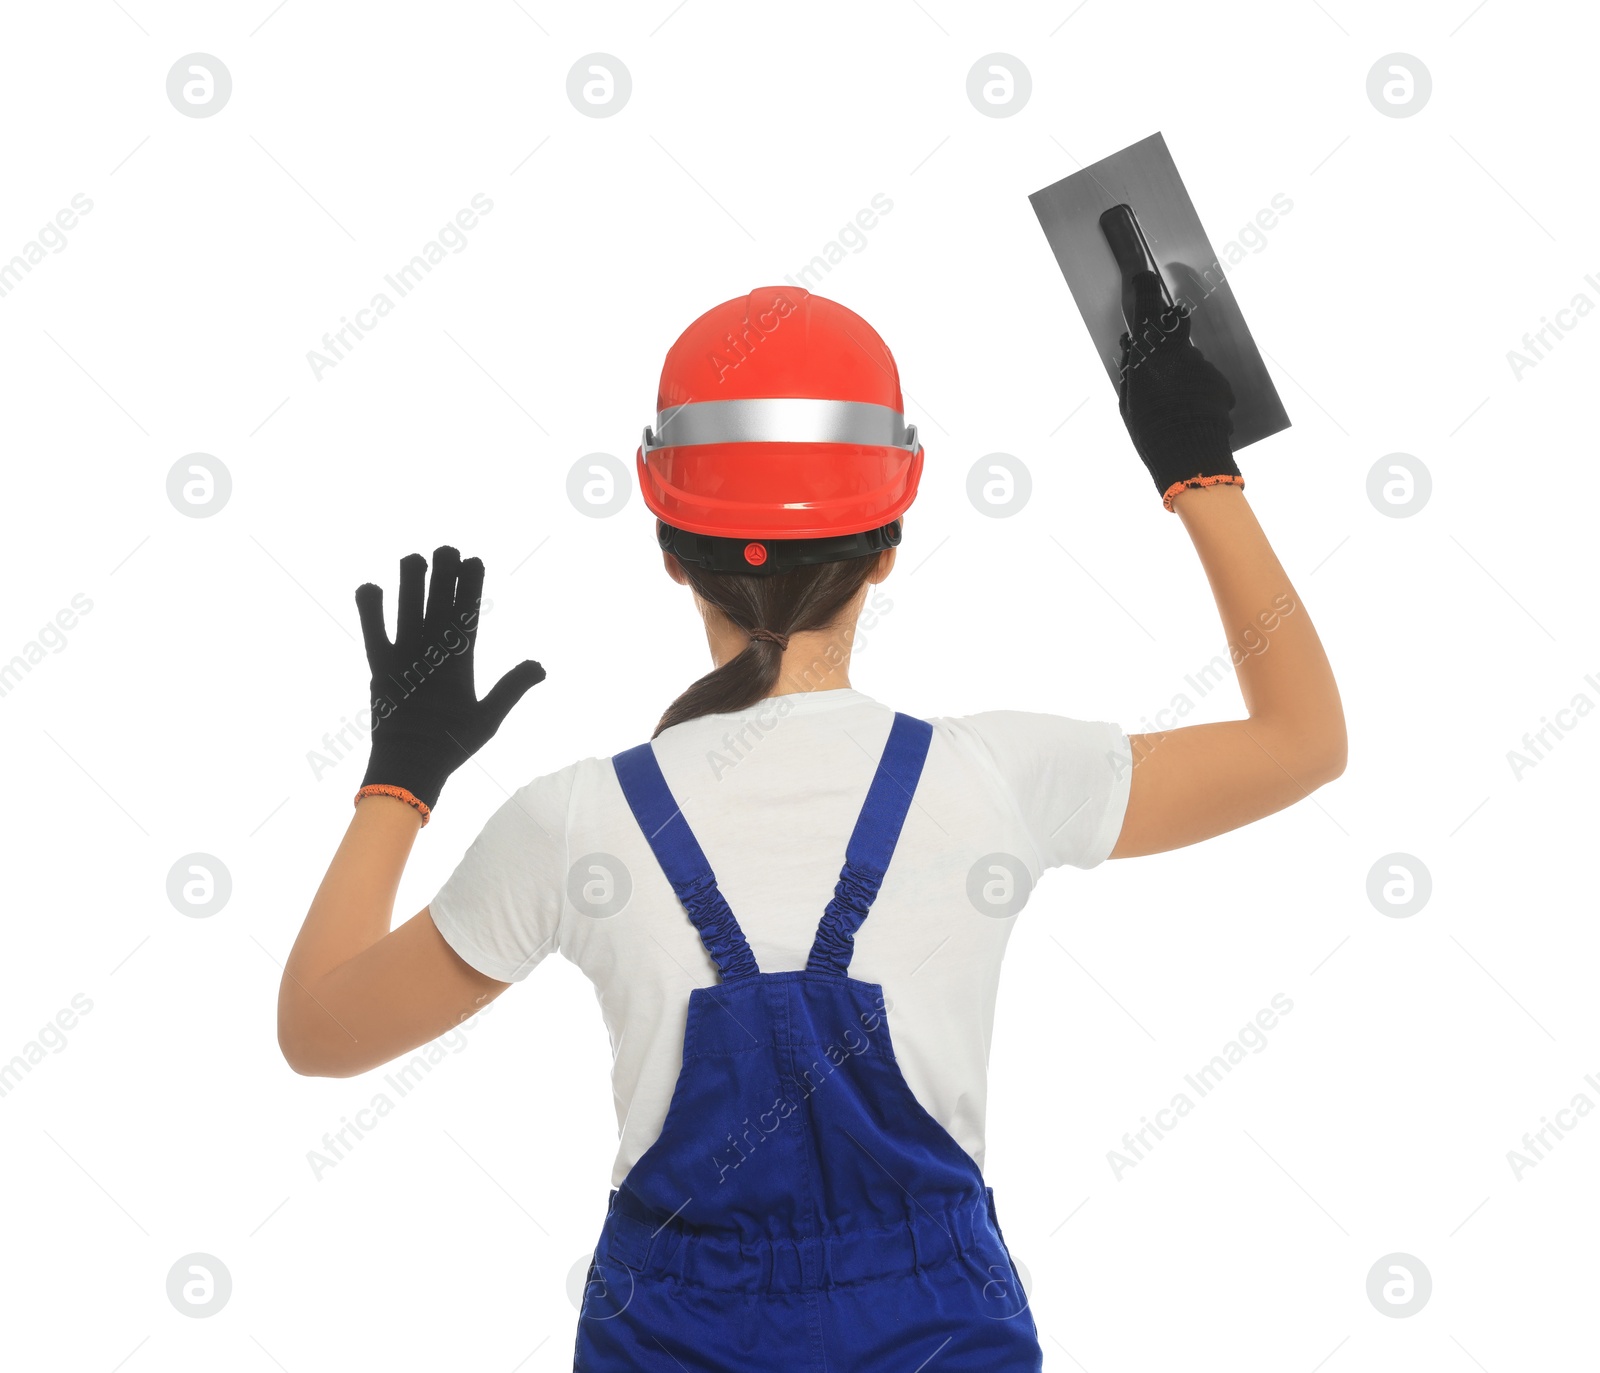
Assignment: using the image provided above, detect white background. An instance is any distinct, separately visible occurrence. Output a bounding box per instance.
[1,1,1593,1368]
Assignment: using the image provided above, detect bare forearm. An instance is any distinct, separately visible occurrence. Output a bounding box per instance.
[291,796,420,975]
[1173,483,1345,766]
[277,796,420,1068]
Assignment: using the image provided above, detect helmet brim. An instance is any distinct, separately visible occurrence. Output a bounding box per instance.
[636,442,923,541]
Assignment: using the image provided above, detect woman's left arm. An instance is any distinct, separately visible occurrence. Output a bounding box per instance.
[1109,483,1346,858]
[276,545,543,1075]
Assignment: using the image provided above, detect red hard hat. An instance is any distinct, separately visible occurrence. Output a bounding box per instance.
[637,287,924,569]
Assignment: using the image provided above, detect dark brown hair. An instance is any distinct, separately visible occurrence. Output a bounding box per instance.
[654,553,883,737]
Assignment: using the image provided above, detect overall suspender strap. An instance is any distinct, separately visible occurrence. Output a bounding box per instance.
[807,712,934,977]
[612,743,761,982]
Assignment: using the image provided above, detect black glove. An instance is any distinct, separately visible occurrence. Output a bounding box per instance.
[353,545,545,823]
[1117,270,1243,511]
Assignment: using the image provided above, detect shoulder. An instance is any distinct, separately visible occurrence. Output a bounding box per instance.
[470,754,598,846]
[926,708,1127,759]
[924,709,1131,829]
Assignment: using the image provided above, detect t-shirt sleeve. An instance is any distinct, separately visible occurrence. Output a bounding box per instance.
[949,710,1132,871]
[427,767,574,983]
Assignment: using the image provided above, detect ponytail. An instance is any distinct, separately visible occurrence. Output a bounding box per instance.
[654,554,881,737]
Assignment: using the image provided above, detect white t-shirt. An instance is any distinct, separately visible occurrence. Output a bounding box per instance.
[429,688,1131,1188]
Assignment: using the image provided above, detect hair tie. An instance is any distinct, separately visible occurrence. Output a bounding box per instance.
[747,627,790,651]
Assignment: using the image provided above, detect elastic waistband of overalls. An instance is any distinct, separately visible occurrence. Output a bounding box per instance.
[594,1185,1010,1294]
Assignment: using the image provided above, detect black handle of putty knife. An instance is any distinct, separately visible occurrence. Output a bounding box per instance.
[1099,202,1175,337]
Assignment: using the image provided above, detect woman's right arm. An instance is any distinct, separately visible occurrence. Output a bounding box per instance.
[1108,482,1346,858]
[1103,272,1346,858]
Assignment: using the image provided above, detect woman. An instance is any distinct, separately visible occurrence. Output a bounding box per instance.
[278,284,1345,1370]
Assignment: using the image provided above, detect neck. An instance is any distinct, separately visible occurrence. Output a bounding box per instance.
[705,620,857,696]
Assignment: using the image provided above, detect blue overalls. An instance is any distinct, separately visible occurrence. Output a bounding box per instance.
[573,712,1043,1371]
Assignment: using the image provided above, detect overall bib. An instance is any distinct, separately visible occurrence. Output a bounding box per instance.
[573,713,1044,1372]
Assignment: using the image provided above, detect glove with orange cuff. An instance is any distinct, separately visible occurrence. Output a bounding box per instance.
[353,545,545,825]
[1116,270,1244,511]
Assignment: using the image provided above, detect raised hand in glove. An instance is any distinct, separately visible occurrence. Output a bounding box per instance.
[1117,270,1244,511]
[353,545,545,825]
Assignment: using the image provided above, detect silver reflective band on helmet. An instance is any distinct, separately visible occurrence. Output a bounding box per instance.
[640,398,918,454]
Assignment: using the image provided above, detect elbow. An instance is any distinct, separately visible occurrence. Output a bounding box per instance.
[277,985,352,1078]
[1256,709,1347,790]
[1303,714,1348,788]
[278,1033,360,1079]
[277,980,318,1075]
[1318,706,1349,783]
[1304,751,1345,792]
[278,1024,330,1077]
